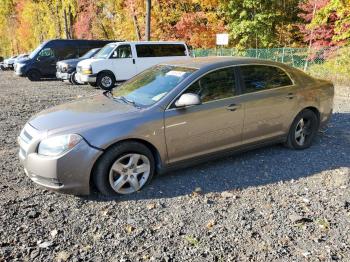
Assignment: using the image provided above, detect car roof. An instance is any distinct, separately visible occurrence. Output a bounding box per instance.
[162,56,290,70]
[107,41,186,45]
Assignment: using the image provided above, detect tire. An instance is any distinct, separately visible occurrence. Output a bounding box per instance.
[96,72,115,90]
[27,70,41,81]
[69,72,82,85]
[285,109,319,150]
[93,141,155,196]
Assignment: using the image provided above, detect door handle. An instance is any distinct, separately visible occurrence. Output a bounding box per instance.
[286,93,295,99]
[226,104,241,111]
[132,59,135,64]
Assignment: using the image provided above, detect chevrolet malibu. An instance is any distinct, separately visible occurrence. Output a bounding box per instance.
[18,57,334,196]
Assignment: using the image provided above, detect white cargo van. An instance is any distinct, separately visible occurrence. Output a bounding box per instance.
[76,41,190,90]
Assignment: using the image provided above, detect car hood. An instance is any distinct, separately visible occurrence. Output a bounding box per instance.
[29,94,139,133]
[17,57,32,64]
[77,58,104,67]
[58,58,83,67]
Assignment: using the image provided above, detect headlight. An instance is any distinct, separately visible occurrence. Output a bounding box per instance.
[82,66,92,75]
[38,134,82,156]
[61,64,69,72]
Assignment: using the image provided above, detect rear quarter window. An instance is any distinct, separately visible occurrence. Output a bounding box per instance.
[240,65,293,93]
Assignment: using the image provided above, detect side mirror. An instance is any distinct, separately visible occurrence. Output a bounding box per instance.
[112,51,118,58]
[175,93,201,108]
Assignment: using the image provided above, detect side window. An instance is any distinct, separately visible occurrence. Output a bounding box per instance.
[184,67,236,103]
[136,44,186,57]
[240,65,293,93]
[156,44,186,56]
[38,48,54,58]
[56,45,79,60]
[111,45,132,58]
[136,44,155,57]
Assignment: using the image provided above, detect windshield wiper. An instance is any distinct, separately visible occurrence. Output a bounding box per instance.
[114,96,140,108]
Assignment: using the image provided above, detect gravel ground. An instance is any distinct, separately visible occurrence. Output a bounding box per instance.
[0,71,349,262]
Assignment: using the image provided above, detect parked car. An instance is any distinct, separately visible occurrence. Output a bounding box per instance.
[3,55,18,70]
[56,48,101,85]
[75,41,190,90]
[13,53,29,71]
[15,39,116,81]
[18,57,334,196]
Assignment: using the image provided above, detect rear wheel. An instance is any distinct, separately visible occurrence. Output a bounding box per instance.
[96,72,115,90]
[285,109,319,149]
[93,142,155,196]
[27,70,41,81]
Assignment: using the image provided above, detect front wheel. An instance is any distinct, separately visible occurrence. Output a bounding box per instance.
[285,109,319,149]
[27,70,41,81]
[96,72,116,90]
[93,142,155,196]
[70,72,82,85]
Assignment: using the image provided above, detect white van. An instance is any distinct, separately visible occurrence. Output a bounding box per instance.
[76,41,190,90]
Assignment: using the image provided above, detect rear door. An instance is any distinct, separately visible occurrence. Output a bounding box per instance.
[110,44,137,80]
[238,65,299,144]
[164,67,244,163]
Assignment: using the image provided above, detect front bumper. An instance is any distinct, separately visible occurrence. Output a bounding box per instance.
[18,124,102,195]
[75,72,96,84]
[56,71,71,81]
[15,65,27,76]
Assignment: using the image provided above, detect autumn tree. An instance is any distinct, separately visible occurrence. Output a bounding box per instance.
[311,0,350,45]
[223,0,303,49]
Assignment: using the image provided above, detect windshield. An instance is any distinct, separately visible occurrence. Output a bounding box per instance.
[112,65,196,107]
[94,44,116,59]
[29,43,46,59]
[81,48,100,59]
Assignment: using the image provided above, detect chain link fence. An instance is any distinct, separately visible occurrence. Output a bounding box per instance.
[192,47,350,85]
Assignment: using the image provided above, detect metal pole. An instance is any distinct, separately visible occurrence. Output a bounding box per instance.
[145,0,151,41]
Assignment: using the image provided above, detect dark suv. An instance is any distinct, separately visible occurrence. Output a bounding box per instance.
[15,39,115,81]
[56,48,101,84]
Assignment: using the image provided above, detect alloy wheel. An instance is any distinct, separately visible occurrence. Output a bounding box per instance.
[294,118,312,146]
[109,153,150,194]
[101,76,112,88]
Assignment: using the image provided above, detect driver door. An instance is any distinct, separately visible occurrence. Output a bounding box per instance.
[36,47,57,76]
[110,44,137,81]
[164,67,244,163]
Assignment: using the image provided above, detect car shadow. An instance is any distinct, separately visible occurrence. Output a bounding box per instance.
[83,112,350,202]
[31,78,60,82]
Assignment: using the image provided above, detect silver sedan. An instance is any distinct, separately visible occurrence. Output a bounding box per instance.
[18,57,334,195]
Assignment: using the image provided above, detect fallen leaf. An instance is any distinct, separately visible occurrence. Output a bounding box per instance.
[206,219,216,229]
[184,235,199,246]
[125,224,135,233]
[146,203,156,210]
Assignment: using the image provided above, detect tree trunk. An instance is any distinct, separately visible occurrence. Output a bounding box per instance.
[64,9,70,39]
[145,0,151,40]
[132,12,141,41]
[69,5,73,39]
[55,2,62,38]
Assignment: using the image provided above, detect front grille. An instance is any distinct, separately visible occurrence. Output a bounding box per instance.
[56,63,68,73]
